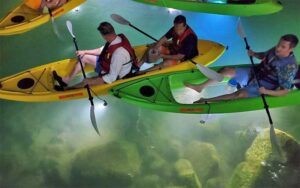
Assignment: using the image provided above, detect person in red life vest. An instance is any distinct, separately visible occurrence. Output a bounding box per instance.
[53,22,137,90]
[137,15,198,74]
[25,0,68,11]
[185,34,299,103]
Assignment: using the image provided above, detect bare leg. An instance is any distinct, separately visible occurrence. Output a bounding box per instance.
[68,76,105,89]
[185,67,237,92]
[194,89,248,103]
[63,55,97,83]
[138,59,177,74]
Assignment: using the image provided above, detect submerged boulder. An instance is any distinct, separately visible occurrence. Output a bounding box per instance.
[183,141,220,182]
[70,140,141,188]
[175,159,202,188]
[230,129,300,188]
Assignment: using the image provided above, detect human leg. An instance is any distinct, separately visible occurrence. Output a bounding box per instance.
[62,54,98,84]
[185,67,237,92]
[194,89,249,103]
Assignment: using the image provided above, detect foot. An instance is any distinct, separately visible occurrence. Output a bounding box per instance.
[193,98,208,104]
[53,71,68,87]
[54,85,65,91]
[184,81,203,93]
[135,70,146,76]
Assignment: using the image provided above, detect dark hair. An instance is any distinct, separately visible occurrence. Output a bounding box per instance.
[97,22,115,35]
[281,34,299,48]
[174,15,186,26]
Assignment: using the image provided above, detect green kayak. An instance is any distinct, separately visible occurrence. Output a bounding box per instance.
[133,0,283,16]
[110,65,300,114]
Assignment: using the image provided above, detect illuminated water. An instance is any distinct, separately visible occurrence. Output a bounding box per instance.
[0,0,299,187]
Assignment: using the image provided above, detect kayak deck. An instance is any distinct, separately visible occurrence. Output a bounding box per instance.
[0,0,86,35]
[111,67,300,114]
[133,0,283,16]
[0,40,225,102]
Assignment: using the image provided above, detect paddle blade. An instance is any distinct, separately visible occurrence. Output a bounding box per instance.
[66,20,75,38]
[237,18,246,39]
[111,14,130,25]
[196,64,224,82]
[90,105,100,136]
[269,124,284,161]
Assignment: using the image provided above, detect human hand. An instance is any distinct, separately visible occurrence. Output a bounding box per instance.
[45,0,59,9]
[247,50,255,57]
[76,50,86,57]
[259,87,268,95]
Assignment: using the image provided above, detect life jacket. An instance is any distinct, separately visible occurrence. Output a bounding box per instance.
[99,34,138,73]
[254,49,296,90]
[171,26,197,53]
[25,0,42,10]
[294,68,300,89]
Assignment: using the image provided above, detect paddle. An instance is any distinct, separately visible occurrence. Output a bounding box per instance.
[237,19,282,158]
[66,20,100,136]
[111,14,224,82]
[46,4,61,39]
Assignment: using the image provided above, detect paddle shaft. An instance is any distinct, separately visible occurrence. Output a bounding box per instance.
[72,37,94,105]
[243,37,273,125]
[129,24,158,42]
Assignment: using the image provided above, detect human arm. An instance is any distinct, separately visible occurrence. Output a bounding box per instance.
[259,62,298,96]
[160,53,185,61]
[247,50,266,60]
[259,87,289,96]
[76,47,103,56]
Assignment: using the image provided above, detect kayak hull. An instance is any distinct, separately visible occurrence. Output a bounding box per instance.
[0,40,225,102]
[133,0,283,16]
[0,0,86,35]
[111,66,300,114]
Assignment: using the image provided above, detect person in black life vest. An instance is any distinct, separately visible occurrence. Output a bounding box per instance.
[137,15,198,74]
[185,34,299,103]
[53,22,138,90]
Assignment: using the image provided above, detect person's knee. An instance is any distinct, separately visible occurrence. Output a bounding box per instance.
[163,60,178,67]
[220,67,236,77]
[234,90,248,99]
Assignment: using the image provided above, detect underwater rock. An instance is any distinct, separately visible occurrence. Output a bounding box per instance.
[131,174,163,188]
[175,159,202,188]
[229,129,300,188]
[183,141,220,182]
[205,177,225,188]
[70,140,141,188]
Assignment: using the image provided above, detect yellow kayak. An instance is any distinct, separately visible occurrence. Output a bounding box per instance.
[0,40,225,102]
[0,0,85,36]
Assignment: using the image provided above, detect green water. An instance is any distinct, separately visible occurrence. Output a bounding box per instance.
[0,0,300,187]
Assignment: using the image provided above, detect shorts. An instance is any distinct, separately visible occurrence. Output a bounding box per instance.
[95,55,102,74]
[160,46,180,65]
[233,67,260,97]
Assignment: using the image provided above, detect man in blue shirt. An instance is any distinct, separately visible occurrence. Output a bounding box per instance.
[185,34,298,103]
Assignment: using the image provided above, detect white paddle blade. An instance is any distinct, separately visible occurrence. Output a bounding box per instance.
[196,64,224,82]
[66,20,75,38]
[237,18,246,39]
[111,14,130,25]
[90,105,100,135]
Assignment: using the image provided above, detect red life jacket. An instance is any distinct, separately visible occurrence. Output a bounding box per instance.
[99,34,138,73]
[171,26,196,53]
